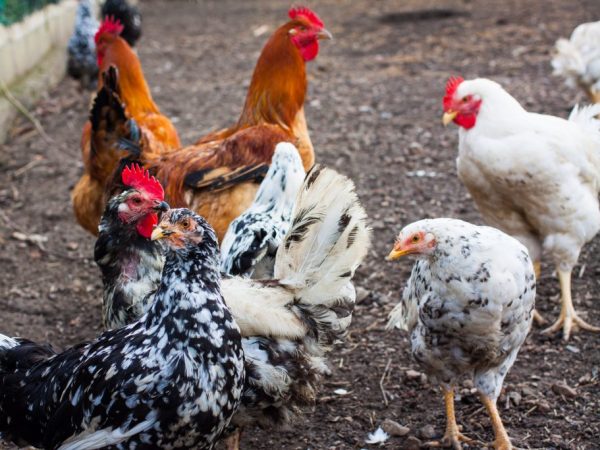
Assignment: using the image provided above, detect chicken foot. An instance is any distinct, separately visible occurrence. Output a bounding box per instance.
[542,270,600,340]
[426,387,477,450]
[480,394,512,450]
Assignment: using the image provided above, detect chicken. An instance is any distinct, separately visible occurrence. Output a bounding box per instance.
[0,210,244,449]
[101,0,142,47]
[442,76,600,340]
[118,6,331,241]
[552,21,600,104]
[95,162,169,329]
[220,142,305,278]
[66,0,99,89]
[72,16,180,235]
[97,164,370,449]
[387,218,535,450]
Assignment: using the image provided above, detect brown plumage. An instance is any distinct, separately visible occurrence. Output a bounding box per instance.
[139,9,331,241]
[72,18,180,235]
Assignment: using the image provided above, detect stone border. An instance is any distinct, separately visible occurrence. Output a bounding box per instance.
[0,0,78,143]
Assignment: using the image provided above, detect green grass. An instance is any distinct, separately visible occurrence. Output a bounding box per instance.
[0,0,61,26]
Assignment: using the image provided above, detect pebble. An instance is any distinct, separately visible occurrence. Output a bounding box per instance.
[355,286,370,303]
[404,436,422,450]
[419,424,437,439]
[405,369,422,380]
[381,419,410,437]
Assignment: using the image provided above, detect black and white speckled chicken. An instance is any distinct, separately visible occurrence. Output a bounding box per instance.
[387,218,535,450]
[0,209,245,449]
[98,164,370,449]
[220,142,305,279]
[101,0,142,47]
[67,0,99,88]
[95,162,169,329]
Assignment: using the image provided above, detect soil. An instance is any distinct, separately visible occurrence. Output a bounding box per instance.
[1,0,600,449]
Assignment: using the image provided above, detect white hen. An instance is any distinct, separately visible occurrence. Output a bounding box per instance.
[220,142,305,278]
[552,21,600,103]
[442,76,600,341]
[387,218,535,450]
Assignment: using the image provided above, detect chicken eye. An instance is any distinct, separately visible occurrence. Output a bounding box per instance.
[132,197,142,205]
[412,235,420,243]
[181,219,190,229]
[462,96,469,103]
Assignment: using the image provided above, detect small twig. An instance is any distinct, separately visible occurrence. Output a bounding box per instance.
[524,405,538,416]
[13,158,43,177]
[0,78,51,142]
[379,358,392,406]
[465,405,485,419]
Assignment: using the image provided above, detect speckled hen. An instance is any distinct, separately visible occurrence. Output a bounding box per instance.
[220,142,305,278]
[387,218,535,450]
[95,162,169,329]
[98,164,370,449]
[0,209,244,449]
[442,76,600,340]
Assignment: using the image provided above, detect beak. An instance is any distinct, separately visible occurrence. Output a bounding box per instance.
[442,110,457,126]
[151,225,171,241]
[153,201,169,212]
[316,28,333,40]
[386,244,411,261]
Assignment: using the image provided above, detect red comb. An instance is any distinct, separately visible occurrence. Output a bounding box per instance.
[95,16,124,44]
[443,76,464,110]
[288,6,324,28]
[121,164,164,200]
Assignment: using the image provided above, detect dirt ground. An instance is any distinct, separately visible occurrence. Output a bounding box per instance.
[1,0,600,448]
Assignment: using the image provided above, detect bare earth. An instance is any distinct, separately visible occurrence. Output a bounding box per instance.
[1,0,600,448]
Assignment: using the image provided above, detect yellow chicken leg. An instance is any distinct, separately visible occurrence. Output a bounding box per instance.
[543,270,600,340]
[480,394,512,450]
[531,261,547,326]
[426,388,475,450]
[223,429,241,450]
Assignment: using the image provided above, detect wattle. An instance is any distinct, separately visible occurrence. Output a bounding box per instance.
[136,213,158,239]
[295,38,319,62]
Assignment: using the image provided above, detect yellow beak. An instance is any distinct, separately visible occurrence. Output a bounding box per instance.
[386,247,411,261]
[442,110,458,126]
[151,226,166,241]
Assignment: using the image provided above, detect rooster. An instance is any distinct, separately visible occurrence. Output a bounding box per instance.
[97,164,370,449]
[442,76,600,341]
[220,142,305,278]
[72,16,180,235]
[116,6,332,241]
[0,210,245,449]
[387,218,535,450]
[552,21,600,103]
[101,0,142,47]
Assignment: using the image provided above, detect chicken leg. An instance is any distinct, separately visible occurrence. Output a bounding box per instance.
[222,429,242,450]
[426,387,475,450]
[542,269,600,340]
[480,394,512,450]
[531,261,547,326]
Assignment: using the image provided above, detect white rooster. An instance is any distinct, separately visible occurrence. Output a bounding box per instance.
[220,142,305,278]
[552,21,600,103]
[387,218,535,450]
[442,76,600,340]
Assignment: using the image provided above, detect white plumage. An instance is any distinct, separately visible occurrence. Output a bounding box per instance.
[552,21,600,103]
[220,142,305,278]
[445,77,600,340]
[388,218,535,450]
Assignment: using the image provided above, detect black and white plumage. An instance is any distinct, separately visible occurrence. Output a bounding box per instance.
[95,177,168,329]
[99,165,370,441]
[67,0,99,88]
[0,209,244,449]
[387,218,535,450]
[220,142,305,278]
[101,0,142,47]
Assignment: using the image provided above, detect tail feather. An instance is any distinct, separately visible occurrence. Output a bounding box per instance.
[275,165,371,346]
